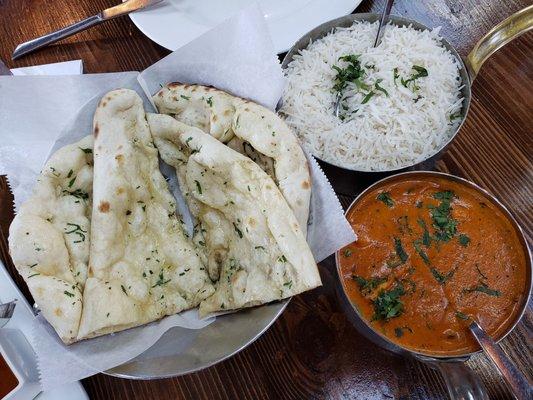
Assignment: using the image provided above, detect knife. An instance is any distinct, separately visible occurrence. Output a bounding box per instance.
[12,0,163,60]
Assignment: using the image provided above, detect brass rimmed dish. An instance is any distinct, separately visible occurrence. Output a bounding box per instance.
[280,7,533,177]
[334,171,532,399]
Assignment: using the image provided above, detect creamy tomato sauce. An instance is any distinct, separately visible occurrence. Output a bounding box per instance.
[339,176,528,356]
[0,354,18,398]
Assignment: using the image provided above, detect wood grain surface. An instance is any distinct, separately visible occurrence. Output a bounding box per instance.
[0,0,531,399]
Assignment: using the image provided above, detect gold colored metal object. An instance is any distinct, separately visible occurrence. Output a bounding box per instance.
[282,5,533,174]
[101,0,160,19]
[465,5,533,81]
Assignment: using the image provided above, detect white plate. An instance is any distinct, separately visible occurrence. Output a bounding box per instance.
[0,261,88,400]
[130,0,362,54]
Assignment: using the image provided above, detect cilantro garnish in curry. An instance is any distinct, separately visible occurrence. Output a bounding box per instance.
[339,176,527,356]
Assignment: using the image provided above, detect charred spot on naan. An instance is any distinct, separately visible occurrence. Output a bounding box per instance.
[98,201,110,213]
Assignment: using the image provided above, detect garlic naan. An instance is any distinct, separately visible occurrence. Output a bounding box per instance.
[153,83,311,235]
[77,89,214,340]
[9,136,93,343]
[146,113,321,316]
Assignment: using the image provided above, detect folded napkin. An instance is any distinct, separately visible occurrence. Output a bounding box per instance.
[11,60,83,76]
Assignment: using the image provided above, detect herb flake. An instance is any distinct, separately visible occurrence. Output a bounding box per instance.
[372,284,405,321]
[394,238,408,264]
[394,326,413,338]
[233,222,243,238]
[352,275,387,295]
[458,234,470,247]
[195,180,202,194]
[377,192,394,207]
[430,267,456,284]
[465,282,500,297]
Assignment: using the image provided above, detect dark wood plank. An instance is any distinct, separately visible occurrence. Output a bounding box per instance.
[0,0,531,399]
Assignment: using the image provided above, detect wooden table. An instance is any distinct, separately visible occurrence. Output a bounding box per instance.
[0,0,531,398]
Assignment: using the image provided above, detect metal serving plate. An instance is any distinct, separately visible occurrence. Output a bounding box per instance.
[53,90,290,380]
[106,301,288,379]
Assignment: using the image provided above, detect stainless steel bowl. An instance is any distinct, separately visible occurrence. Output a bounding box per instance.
[280,8,533,178]
[335,171,532,399]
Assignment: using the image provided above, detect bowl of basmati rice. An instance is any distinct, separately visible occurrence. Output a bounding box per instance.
[280,13,470,173]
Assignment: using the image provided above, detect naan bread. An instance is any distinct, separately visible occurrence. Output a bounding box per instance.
[9,136,94,343]
[146,114,212,278]
[146,113,321,317]
[153,83,311,235]
[153,83,235,142]
[77,89,214,340]
[231,101,311,234]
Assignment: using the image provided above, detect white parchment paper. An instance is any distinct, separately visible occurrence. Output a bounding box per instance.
[0,72,141,211]
[0,3,355,391]
[138,4,284,111]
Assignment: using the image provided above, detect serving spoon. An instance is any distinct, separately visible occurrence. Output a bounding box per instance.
[333,0,394,118]
[468,320,532,400]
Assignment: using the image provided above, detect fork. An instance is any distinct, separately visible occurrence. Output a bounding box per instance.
[0,300,17,328]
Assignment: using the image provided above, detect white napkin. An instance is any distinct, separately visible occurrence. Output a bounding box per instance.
[0,72,141,211]
[0,3,356,391]
[11,60,83,76]
[138,4,284,111]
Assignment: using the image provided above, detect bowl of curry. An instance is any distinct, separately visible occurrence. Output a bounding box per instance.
[336,171,531,358]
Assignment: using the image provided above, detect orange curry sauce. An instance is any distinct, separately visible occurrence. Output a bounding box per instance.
[339,177,528,356]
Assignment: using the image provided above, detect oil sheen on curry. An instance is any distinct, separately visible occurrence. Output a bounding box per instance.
[339,177,527,356]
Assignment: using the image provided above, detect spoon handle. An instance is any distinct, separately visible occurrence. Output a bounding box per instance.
[469,321,532,400]
[373,0,395,47]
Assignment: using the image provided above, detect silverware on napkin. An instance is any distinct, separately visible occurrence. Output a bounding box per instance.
[12,0,163,60]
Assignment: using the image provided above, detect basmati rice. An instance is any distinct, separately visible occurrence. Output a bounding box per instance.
[281,21,463,171]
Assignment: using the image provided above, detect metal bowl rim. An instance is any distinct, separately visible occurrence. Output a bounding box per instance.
[334,170,532,360]
[280,13,473,173]
[104,299,290,379]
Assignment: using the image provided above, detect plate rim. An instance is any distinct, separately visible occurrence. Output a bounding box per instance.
[128,0,362,54]
[104,299,290,379]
